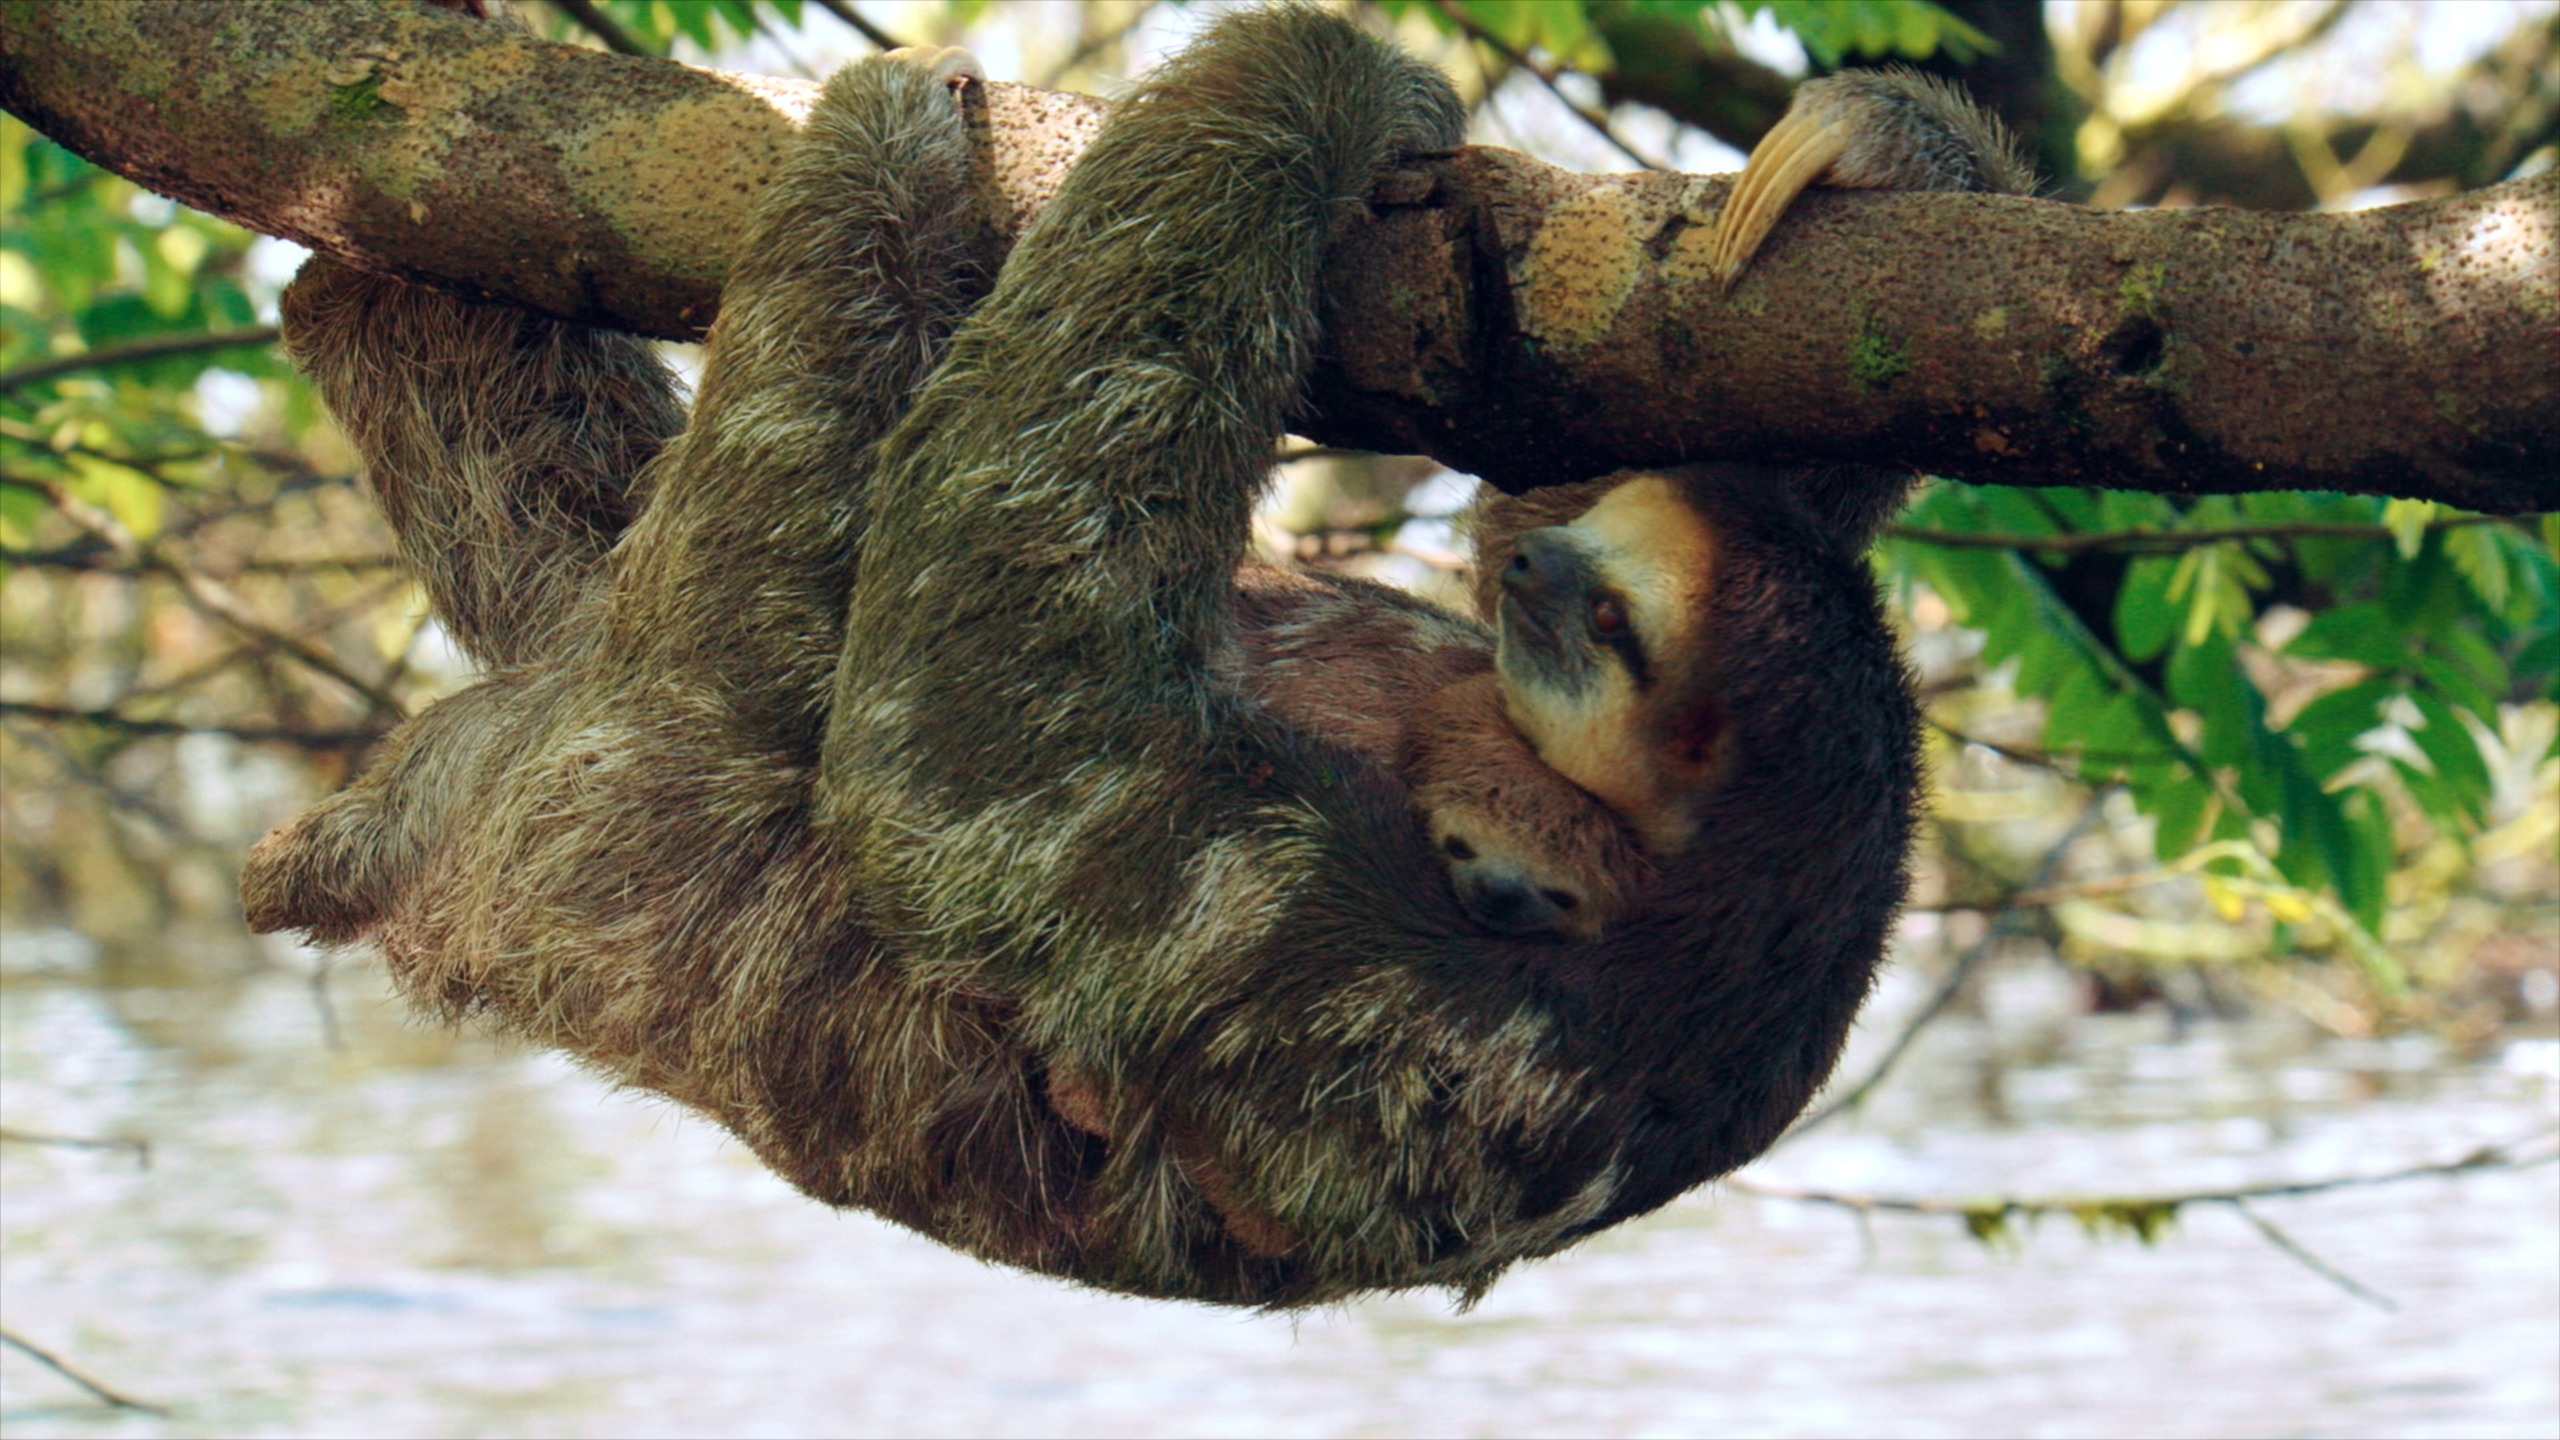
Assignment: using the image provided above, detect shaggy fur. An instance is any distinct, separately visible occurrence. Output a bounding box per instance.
[241,9,2024,1306]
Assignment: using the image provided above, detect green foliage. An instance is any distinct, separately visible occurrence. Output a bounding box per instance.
[1726,0,1992,64]
[1953,1197,2181,1254]
[528,0,804,56]
[2,116,282,558]
[1392,0,1991,70]
[1882,483,2557,961]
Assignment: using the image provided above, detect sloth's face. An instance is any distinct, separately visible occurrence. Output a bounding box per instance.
[1493,475,1729,853]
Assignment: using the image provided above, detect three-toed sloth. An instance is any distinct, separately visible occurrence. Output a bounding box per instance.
[244,8,2028,1306]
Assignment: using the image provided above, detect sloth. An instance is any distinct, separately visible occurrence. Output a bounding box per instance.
[245,9,2029,1307]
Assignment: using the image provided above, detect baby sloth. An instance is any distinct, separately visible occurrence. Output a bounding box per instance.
[1405,473,1729,941]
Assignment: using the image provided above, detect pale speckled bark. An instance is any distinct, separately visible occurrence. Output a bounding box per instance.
[4,0,2553,511]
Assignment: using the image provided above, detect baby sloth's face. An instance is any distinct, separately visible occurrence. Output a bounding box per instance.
[1492,475,1732,856]
[1406,673,1653,942]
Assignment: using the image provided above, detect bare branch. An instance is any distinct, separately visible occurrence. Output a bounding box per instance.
[1736,1126,2558,1216]
[0,327,281,390]
[546,0,645,57]
[1428,0,1664,171]
[1584,7,1791,154]
[0,1329,168,1415]
[3,1,2553,510]
[0,700,384,750]
[1734,1129,2560,1307]
[809,0,904,55]
[0,1127,150,1167]
[10,479,407,720]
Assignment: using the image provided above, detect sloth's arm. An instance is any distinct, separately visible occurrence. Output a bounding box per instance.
[276,262,679,668]
[819,8,1464,959]
[598,53,993,740]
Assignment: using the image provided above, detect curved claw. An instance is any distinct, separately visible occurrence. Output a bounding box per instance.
[1704,104,1851,291]
[883,44,984,87]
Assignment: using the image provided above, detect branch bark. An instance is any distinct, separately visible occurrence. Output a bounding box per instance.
[4,0,2554,511]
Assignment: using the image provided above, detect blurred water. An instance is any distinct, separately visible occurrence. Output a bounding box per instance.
[2,932,2554,1440]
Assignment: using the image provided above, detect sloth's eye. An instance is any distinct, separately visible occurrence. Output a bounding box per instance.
[1589,597,1628,636]
[1542,889,1579,911]
[1442,836,1477,861]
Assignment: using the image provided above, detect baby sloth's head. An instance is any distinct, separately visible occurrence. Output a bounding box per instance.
[1415,473,1737,940]
[1405,673,1655,942]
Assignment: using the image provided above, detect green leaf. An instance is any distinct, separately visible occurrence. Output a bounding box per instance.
[2140,759,2214,860]
[2415,650,2496,722]
[2273,754,2353,897]
[2382,498,2437,560]
[0,115,28,214]
[2430,625,2510,713]
[2406,691,2493,823]
[2097,488,2177,531]
[2444,524,2511,615]
[67,452,161,540]
[2286,677,2395,781]
[2168,631,2254,771]
[1739,0,1993,63]
[0,480,44,548]
[675,1,721,50]
[2287,602,2406,670]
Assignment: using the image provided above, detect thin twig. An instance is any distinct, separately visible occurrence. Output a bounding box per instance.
[1428,0,1664,171]
[810,0,905,54]
[1929,720,2160,777]
[0,543,400,575]
[309,951,346,1053]
[0,1128,150,1169]
[0,1329,169,1415]
[1786,796,2113,1136]
[1737,1125,2558,1213]
[2231,1196,2396,1311]
[1,718,196,839]
[1040,3,1153,88]
[0,701,385,751]
[0,326,280,391]
[548,0,646,55]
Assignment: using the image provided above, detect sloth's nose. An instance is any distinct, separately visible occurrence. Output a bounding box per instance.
[1457,862,1573,937]
[1500,528,1576,603]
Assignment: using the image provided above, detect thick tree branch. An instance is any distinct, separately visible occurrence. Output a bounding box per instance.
[4,1,2553,511]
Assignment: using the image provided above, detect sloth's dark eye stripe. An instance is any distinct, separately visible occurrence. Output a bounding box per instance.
[1597,601,1651,688]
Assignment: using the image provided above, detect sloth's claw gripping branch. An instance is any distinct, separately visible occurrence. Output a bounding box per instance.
[1706,67,2036,288]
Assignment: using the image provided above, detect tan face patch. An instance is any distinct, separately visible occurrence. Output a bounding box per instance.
[1494,474,1720,854]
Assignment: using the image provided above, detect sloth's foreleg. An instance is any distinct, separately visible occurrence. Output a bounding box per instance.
[277,261,680,669]
[594,52,993,752]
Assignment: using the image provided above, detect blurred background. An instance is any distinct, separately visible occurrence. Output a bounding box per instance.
[2,1,2554,1435]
